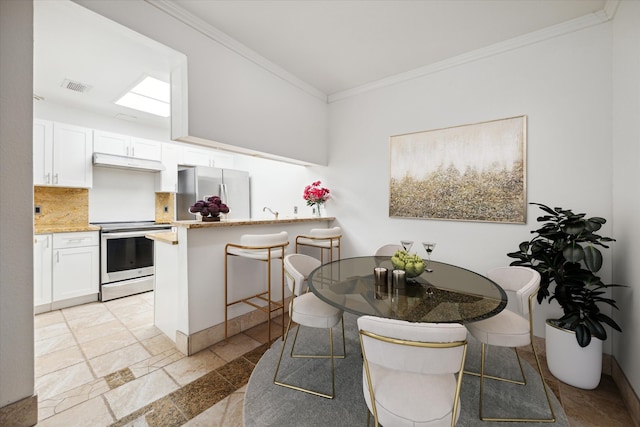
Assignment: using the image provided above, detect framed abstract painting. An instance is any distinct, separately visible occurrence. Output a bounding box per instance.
[389,115,527,223]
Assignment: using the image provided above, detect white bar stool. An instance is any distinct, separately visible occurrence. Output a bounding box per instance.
[225,231,289,343]
[295,226,342,263]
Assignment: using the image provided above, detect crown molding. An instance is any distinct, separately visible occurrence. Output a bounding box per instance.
[145,0,328,103]
[328,4,617,103]
[603,0,620,20]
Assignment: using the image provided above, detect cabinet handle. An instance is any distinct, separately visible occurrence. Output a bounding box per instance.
[46,236,50,249]
[65,238,89,243]
[54,173,59,184]
[45,173,50,184]
[131,147,135,157]
[55,251,59,263]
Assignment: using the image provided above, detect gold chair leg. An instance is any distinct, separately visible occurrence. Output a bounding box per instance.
[290,317,345,359]
[273,320,345,399]
[465,345,525,385]
[478,342,556,423]
[273,313,294,385]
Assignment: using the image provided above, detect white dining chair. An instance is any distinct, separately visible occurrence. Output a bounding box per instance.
[358,315,468,427]
[273,253,345,399]
[374,244,403,257]
[464,266,556,423]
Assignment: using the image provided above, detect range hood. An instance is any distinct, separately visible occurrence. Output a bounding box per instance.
[93,152,165,172]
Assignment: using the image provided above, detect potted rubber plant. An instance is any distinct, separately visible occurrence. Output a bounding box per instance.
[506,203,623,389]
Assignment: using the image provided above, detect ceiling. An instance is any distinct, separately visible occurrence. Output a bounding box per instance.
[34,0,608,129]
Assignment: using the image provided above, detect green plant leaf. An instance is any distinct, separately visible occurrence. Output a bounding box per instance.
[563,244,584,263]
[575,324,591,347]
[564,222,586,235]
[585,317,607,340]
[583,245,603,272]
[595,313,623,332]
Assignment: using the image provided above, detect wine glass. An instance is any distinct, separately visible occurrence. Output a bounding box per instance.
[400,240,414,252]
[422,242,436,269]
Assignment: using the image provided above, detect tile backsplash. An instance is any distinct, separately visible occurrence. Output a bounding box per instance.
[155,192,175,224]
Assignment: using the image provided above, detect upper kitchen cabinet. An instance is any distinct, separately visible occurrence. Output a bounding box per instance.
[94,130,162,161]
[93,129,130,156]
[156,142,179,192]
[180,145,215,167]
[131,137,162,161]
[33,119,53,186]
[33,120,93,188]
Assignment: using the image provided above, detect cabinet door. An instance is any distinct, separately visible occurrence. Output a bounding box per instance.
[33,119,53,185]
[93,130,130,156]
[52,245,99,301]
[34,234,53,307]
[157,143,179,192]
[180,146,214,167]
[53,123,93,188]
[131,137,162,161]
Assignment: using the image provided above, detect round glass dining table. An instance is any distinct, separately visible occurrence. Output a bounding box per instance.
[307,256,507,323]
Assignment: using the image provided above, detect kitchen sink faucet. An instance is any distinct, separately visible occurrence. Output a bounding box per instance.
[263,207,279,219]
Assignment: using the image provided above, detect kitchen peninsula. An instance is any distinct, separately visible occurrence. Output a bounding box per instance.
[148,216,336,355]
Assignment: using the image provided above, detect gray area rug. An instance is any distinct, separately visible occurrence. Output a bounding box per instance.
[244,313,568,427]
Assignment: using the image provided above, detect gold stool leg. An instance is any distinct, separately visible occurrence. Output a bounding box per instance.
[224,250,229,340]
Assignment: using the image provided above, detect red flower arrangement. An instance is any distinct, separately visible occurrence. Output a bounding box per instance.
[303,181,330,207]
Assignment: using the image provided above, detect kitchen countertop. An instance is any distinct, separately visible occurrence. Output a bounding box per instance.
[34,224,101,234]
[146,231,178,245]
[172,216,335,229]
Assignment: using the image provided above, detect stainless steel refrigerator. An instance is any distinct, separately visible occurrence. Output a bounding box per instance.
[177,166,251,220]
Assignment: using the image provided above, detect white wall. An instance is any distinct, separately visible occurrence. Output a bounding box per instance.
[327,23,614,341]
[0,0,35,410]
[612,0,640,399]
[74,0,328,166]
[235,155,330,220]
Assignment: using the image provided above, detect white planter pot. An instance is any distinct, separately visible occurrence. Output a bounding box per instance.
[545,320,603,389]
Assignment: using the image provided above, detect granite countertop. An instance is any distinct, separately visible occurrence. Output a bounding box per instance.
[34,224,101,234]
[172,216,335,229]
[146,231,178,245]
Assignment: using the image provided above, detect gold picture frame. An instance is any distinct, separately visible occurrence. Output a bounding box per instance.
[389,115,527,223]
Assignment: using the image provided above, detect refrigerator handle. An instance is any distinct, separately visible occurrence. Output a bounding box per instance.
[220,183,228,204]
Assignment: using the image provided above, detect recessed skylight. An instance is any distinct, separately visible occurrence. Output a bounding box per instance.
[116,76,170,118]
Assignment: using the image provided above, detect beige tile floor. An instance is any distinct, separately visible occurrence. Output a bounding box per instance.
[34,292,635,426]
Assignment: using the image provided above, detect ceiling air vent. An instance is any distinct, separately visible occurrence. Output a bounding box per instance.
[61,79,92,93]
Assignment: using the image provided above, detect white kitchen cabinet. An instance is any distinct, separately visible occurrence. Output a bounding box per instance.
[52,232,99,305]
[93,129,131,156]
[33,119,54,186]
[34,120,93,188]
[94,130,162,161]
[53,122,93,187]
[33,231,99,313]
[157,143,179,192]
[34,234,53,313]
[52,245,99,301]
[131,137,162,161]
[180,145,215,167]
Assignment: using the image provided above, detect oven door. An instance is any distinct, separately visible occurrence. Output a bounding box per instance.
[100,230,156,284]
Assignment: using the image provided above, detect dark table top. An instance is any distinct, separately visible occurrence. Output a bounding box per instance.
[308,256,507,324]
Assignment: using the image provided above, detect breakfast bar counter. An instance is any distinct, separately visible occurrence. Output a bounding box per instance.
[172,216,336,229]
[151,216,336,355]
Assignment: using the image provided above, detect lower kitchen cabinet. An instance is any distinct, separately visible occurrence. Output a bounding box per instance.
[34,231,99,313]
[34,234,53,309]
